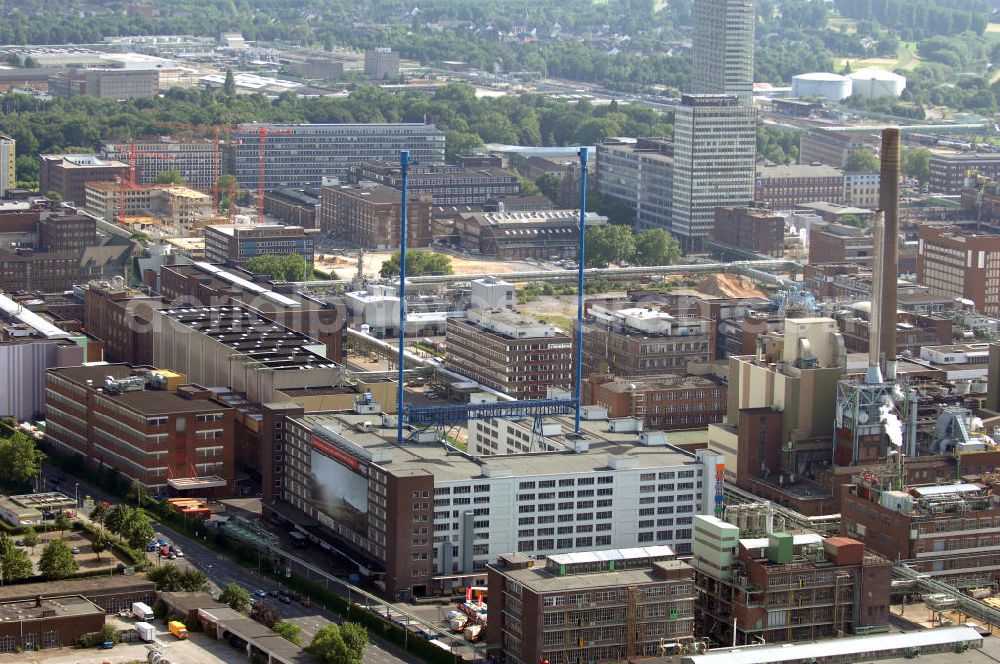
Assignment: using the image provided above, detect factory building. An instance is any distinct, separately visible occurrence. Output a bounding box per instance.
[263,395,725,598]
[487,547,695,664]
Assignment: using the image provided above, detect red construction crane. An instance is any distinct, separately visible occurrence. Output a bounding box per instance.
[255,127,294,223]
[154,123,241,214]
[117,140,175,223]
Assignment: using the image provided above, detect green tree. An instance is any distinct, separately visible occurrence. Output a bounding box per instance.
[0,430,44,485]
[22,527,38,551]
[219,582,253,615]
[121,509,155,551]
[45,191,62,206]
[154,169,186,185]
[585,224,636,267]
[218,174,239,211]
[223,68,237,96]
[273,620,303,645]
[535,172,563,201]
[902,147,931,184]
[307,622,367,664]
[147,565,209,592]
[91,534,109,562]
[89,503,108,530]
[251,601,281,628]
[39,540,78,580]
[98,623,121,644]
[634,228,682,266]
[379,250,453,278]
[0,534,33,583]
[104,504,132,537]
[845,149,880,173]
[54,512,71,538]
[245,254,308,281]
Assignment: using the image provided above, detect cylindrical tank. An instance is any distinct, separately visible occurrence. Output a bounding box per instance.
[791,72,852,101]
[848,69,906,98]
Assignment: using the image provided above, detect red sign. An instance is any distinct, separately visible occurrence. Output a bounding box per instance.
[466,587,473,602]
[311,436,360,471]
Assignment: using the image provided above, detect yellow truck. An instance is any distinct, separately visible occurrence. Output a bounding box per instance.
[168,621,188,639]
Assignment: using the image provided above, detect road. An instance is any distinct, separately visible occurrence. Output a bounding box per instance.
[38,466,421,664]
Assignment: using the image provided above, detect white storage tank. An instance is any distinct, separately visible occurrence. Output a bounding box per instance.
[791,72,852,101]
[848,68,906,98]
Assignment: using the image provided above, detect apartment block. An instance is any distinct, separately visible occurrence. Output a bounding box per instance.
[453,210,606,261]
[101,139,221,190]
[930,152,1000,194]
[82,69,158,99]
[917,225,1000,317]
[808,222,873,266]
[0,134,13,199]
[693,515,891,645]
[231,124,445,190]
[843,172,880,208]
[353,162,520,205]
[798,129,878,168]
[45,363,236,495]
[671,95,756,252]
[445,309,573,399]
[264,188,320,229]
[595,138,674,232]
[320,182,432,249]
[755,163,844,209]
[834,306,952,356]
[266,395,724,597]
[487,548,695,664]
[38,214,97,254]
[577,304,715,377]
[204,223,315,268]
[711,206,785,257]
[84,181,151,220]
[586,373,727,431]
[39,154,128,205]
[364,47,399,80]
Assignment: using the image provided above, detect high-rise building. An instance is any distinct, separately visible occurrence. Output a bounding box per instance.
[596,138,674,232]
[39,154,128,205]
[231,124,445,190]
[671,95,757,252]
[364,47,400,80]
[0,134,14,199]
[692,0,756,105]
[101,139,221,191]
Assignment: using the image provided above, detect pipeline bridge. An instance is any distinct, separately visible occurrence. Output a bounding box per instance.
[294,258,800,289]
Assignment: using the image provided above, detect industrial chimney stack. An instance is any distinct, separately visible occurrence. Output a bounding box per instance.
[877,128,900,381]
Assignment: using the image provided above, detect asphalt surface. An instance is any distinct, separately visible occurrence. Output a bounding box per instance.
[39,465,422,664]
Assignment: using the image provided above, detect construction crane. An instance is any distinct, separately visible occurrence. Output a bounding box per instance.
[117,142,175,223]
[256,127,294,223]
[154,123,241,214]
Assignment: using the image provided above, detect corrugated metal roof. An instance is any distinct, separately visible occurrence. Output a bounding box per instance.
[686,626,981,663]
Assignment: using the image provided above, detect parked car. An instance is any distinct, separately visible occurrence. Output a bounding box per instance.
[14,540,23,547]
[70,547,81,554]
[253,589,268,599]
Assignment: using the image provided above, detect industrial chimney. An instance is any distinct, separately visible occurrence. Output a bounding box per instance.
[865,211,885,385]
[877,128,900,381]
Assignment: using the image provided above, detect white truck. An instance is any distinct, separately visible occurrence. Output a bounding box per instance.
[135,621,156,642]
[132,602,154,621]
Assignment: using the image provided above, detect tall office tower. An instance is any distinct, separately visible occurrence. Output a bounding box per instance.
[0,134,14,198]
[692,0,756,105]
[671,95,757,252]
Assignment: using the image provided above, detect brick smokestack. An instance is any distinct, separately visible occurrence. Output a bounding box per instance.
[878,128,900,380]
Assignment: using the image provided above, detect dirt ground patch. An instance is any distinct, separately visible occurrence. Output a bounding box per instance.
[315,250,543,279]
[694,274,767,298]
[22,528,128,575]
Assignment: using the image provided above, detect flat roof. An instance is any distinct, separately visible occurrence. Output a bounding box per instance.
[496,558,688,593]
[757,163,842,178]
[596,375,724,393]
[0,575,153,602]
[685,626,981,663]
[49,365,230,415]
[0,595,102,621]
[294,410,703,483]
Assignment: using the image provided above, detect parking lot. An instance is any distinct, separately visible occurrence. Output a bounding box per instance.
[18,527,130,575]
